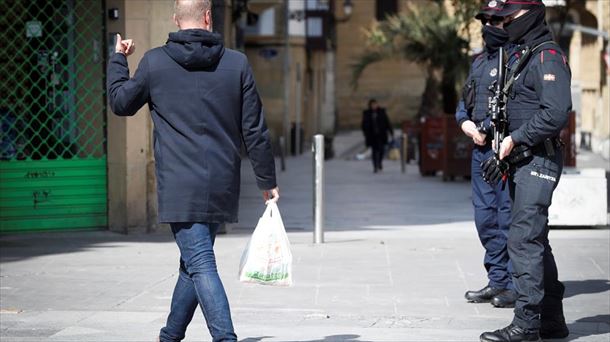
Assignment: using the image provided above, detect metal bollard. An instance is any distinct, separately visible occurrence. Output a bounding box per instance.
[313,134,325,244]
[400,134,405,173]
[279,136,286,172]
[401,133,408,173]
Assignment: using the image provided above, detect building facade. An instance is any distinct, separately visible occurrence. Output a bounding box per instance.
[0,0,606,233]
[335,0,426,129]
[0,0,236,233]
[558,0,609,157]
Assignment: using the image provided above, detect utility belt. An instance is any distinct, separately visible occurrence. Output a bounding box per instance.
[507,137,563,164]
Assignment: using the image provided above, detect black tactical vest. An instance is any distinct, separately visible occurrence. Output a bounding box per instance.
[505,42,567,134]
[464,52,501,123]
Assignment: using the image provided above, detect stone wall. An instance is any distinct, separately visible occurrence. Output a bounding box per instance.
[335,0,426,130]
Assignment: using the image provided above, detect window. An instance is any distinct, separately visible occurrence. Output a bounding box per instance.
[243,7,275,37]
[307,0,329,11]
[376,0,398,21]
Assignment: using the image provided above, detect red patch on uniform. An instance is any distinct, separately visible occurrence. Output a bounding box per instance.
[549,49,557,55]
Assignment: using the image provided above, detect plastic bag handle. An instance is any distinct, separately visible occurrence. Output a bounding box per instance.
[265,201,279,218]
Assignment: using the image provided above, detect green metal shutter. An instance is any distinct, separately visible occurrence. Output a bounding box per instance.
[0,0,108,232]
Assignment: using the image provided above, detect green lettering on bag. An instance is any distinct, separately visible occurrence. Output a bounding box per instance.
[246,271,289,281]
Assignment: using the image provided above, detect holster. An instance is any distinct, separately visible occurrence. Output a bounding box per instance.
[507,144,532,164]
[508,137,563,164]
[536,137,564,156]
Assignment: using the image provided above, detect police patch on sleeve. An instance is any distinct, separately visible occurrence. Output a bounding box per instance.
[543,74,556,81]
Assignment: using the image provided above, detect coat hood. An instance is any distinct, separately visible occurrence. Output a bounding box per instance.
[162,29,224,69]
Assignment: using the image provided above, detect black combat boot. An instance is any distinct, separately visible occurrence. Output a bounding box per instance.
[465,286,504,303]
[491,289,518,308]
[480,324,542,342]
[540,316,569,339]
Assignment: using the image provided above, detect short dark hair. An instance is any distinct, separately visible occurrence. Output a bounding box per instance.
[368,98,377,109]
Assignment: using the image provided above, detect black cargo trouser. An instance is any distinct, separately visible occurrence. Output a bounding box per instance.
[507,148,565,330]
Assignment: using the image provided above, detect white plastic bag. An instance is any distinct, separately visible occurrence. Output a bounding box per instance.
[239,202,293,286]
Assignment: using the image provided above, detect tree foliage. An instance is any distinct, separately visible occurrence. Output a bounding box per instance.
[352,0,481,117]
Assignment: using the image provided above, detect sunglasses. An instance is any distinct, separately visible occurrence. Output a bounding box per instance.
[482,15,504,26]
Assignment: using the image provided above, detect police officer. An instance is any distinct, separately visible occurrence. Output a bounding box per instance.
[456,0,516,309]
[479,1,571,341]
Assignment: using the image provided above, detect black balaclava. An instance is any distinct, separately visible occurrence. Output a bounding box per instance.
[504,5,547,44]
[482,25,509,53]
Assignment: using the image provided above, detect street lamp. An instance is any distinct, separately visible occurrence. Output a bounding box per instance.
[342,0,353,18]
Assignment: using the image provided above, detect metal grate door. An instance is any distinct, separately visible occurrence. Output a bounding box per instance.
[0,0,107,232]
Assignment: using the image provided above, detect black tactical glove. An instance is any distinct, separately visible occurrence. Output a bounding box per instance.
[481,155,509,185]
[476,118,493,135]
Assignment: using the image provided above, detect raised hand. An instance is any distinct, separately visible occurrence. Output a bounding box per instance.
[115,33,135,56]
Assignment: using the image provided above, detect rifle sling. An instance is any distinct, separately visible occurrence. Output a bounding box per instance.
[502,41,558,96]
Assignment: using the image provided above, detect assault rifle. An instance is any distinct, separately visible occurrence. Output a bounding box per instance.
[481,46,509,186]
[490,46,508,158]
[482,42,559,186]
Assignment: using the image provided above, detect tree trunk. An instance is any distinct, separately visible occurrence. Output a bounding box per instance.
[417,66,440,118]
[441,69,458,115]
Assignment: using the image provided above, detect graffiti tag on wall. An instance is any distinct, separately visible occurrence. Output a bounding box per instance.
[25,170,56,178]
[33,190,52,208]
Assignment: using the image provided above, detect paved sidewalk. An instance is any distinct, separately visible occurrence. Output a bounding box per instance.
[1,152,609,341]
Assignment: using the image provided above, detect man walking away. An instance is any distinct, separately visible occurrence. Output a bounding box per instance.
[107,1,279,341]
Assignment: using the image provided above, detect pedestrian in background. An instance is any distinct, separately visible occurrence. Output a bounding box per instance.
[455,0,516,309]
[362,99,394,173]
[107,0,279,341]
[479,0,571,341]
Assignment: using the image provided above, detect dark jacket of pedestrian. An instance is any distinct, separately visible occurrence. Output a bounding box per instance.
[361,107,393,147]
[107,29,276,224]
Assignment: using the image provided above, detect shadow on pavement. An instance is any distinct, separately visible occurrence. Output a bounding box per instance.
[0,229,175,263]
[563,279,610,299]
[565,314,610,341]
[0,223,381,264]
[241,337,274,342]
[242,335,372,342]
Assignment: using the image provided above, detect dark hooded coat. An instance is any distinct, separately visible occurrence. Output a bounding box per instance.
[361,108,393,147]
[107,29,276,223]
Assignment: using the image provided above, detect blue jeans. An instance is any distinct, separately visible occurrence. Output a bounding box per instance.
[471,145,514,290]
[159,222,237,342]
